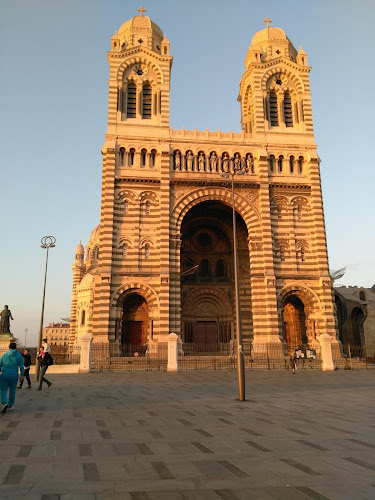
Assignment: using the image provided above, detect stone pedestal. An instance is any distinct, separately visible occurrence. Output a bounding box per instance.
[79,333,93,373]
[167,332,178,372]
[0,335,15,356]
[318,333,335,371]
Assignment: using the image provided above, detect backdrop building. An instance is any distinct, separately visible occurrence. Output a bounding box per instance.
[70,9,338,356]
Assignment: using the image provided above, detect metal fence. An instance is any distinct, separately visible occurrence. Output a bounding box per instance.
[334,344,375,370]
[179,343,322,371]
[91,343,168,372]
[49,345,81,365]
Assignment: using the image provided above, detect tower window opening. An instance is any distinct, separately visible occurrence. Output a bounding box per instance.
[123,243,127,259]
[284,92,293,127]
[269,91,279,126]
[145,201,150,216]
[81,310,86,326]
[142,83,152,119]
[126,82,137,118]
[280,247,285,262]
[200,259,211,277]
[124,200,129,215]
[359,291,366,301]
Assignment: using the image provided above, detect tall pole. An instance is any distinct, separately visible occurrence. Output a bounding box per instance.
[231,172,246,401]
[35,236,56,381]
[24,328,28,348]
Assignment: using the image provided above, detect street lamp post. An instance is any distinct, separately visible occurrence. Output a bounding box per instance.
[24,328,28,348]
[35,236,56,381]
[222,157,247,401]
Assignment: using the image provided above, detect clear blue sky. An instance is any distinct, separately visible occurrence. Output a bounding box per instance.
[1,0,374,346]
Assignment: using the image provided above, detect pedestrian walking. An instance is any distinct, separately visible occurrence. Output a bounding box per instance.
[290,353,296,374]
[36,346,53,391]
[18,349,32,389]
[0,342,25,413]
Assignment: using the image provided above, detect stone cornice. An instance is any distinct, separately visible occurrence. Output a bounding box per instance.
[270,183,311,190]
[170,178,260,189]
[115,177,161,184]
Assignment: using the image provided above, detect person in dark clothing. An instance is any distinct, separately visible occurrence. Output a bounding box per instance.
[18,349,32,389]
[36,347,52,391]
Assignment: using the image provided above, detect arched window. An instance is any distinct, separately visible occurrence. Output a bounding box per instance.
[359,291,366,301]
[126,82,136,118]
[278,155,284,173]
[145,201,150,216]
[280,247,285,262]
[283,92,293,127]
[200,259,211,277]
[129,148,135,166]
[289,156,295,174]
[150,149,156,168]
[124,200,129,215]
[269,155,276,173]
[81,310,86,326]
[119,147,125,166]
[122,243,127,259]
[145,243,150,259]
[297,247,305,262]
[216,259,225,277]
[269,91,279,126]
[142,83,152,119]
[298,156,304,174]
[141,148,147,168]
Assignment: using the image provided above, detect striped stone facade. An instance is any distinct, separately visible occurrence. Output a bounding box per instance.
[70,12,337,355]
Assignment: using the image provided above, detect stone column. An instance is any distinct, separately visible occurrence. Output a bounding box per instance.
[167,332,178,372]
[318,333,334,371]
[79,333,93,373]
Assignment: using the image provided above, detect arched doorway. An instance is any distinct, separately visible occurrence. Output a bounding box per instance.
[351,307,364,347]
[180,200,250,350]
[335,295,347,344]
[282,295,308,350]
[121,294,148,351]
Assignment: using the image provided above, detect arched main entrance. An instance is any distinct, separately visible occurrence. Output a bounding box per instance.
[121,294,149,350]
[282,295,308,350]
[180,200,250,349]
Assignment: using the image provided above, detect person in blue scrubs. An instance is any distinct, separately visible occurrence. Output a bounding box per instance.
[0,342,24,413]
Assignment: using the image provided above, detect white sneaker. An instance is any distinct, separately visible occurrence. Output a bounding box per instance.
[8,407,14,411]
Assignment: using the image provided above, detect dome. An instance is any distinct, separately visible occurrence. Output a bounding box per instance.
[116,8,164,54]
[251,27,288,46]
[244,22,297,67]
[88,225,100,246]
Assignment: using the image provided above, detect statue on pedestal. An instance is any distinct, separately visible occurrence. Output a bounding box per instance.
[0,305,13,335]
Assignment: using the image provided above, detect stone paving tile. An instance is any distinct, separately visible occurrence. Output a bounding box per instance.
[0,371,375,497]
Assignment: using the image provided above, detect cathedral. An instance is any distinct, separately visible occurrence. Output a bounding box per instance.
[70,8,338,356]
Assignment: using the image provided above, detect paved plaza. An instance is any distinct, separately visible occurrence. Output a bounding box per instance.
[0,370,374,499]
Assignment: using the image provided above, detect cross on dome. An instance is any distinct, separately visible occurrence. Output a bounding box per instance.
[137,6,147,17]
[264,17,272,28]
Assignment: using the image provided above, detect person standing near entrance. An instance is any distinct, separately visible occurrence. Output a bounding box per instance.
[0,342,24,413]
[18,349,32,389]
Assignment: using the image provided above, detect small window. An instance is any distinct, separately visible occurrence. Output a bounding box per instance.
[141,148,147,168]
[280,247,285,262]
[145,201,150,215]
[150,149,156,168]
[200,259,211,277]
[145,243,150,259]
[216,259,225,277]
[124,200,129,215]
[129,148,135,166]
[278,155,284,173]
[269,155,276,174]
[298,156,304,174]
[126,82,136,118]
[123,243,127,258]
[81,310,86,326]
[119,147,125,166]
[269,91,279,126]
[359,291,366,301]
[289,156,295,174]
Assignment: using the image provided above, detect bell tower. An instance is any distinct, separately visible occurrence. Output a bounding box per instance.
[238,17,313,138]
[107,6,173,133]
